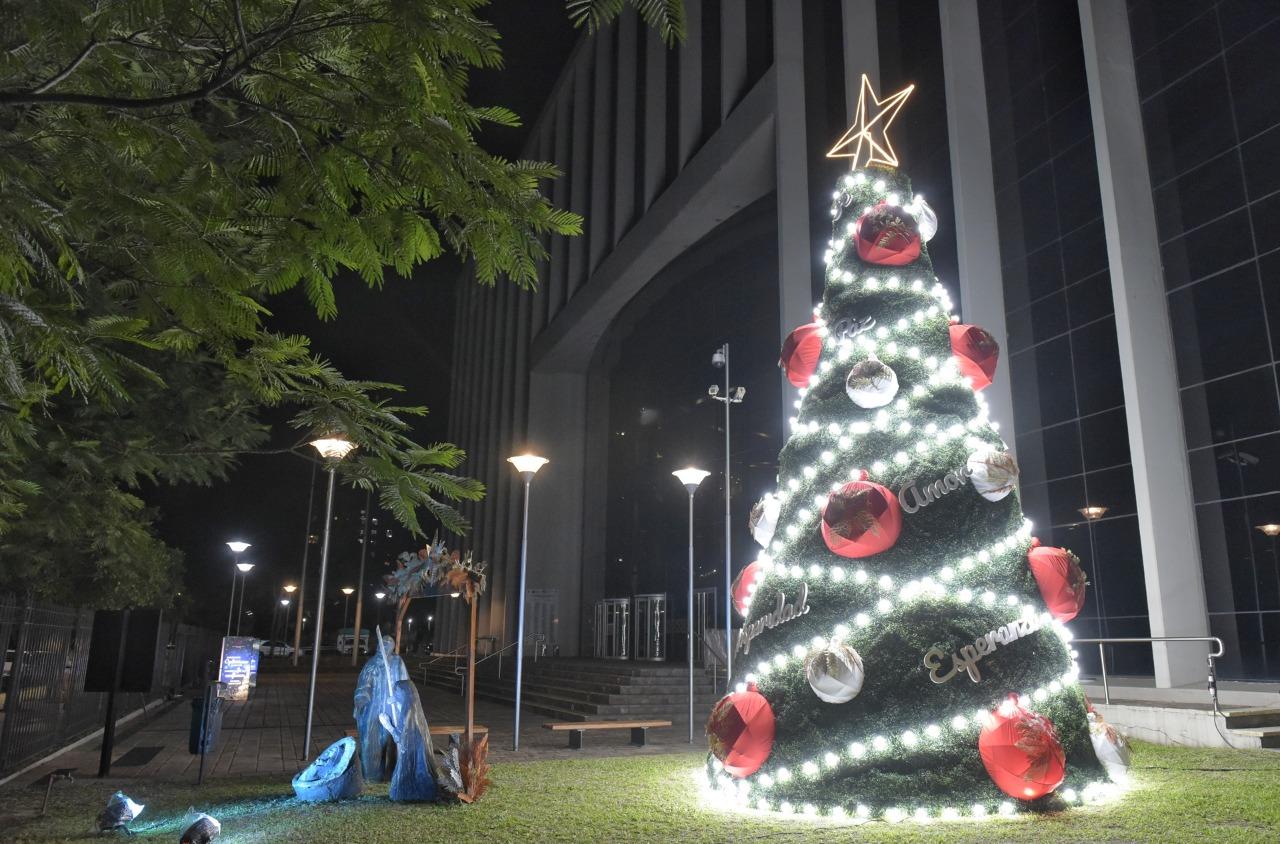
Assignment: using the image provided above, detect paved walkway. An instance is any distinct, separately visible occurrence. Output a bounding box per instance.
[2,670,704,789]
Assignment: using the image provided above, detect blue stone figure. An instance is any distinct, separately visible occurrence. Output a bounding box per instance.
[291,736,363,802]
[379,677,443,802]
[353,635,408,781]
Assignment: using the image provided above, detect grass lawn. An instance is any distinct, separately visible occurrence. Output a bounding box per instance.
[2,741,1278,842]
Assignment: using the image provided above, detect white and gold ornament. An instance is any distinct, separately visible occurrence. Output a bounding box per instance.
[966,448,1019,502]
[1087,710,1131,783]
[805,642,865,703]
[749,494,781,549]
[845,357,899,409]
[908,197,938,242]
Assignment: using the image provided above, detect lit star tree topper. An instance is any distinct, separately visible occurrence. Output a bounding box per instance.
[827,75,915,170]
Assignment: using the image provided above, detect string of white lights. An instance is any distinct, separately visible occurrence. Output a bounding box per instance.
[742,519,1034,614]
[702,763,1121,824]
[728,653,1078,793]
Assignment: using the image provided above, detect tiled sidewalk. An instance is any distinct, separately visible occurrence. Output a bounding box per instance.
[3,671,704,789]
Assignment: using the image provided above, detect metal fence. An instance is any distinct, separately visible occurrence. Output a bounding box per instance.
[0,593,222,776]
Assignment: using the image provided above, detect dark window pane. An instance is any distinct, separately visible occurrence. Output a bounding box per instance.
[1081,406,1131,471]
[1211,612,1265,680]
[1070,317,1125,415]
[1092,516,1147,617]
[1188,434,1280,504]
[1066,271,1113,328]
[1046,474,1087,526]
[1141,58,1235,186]
[1159,208,1256,290]
[1042,420,1083,480]
[1085,465,1138,520]
[1180,366,1280,449]
[1224,17,1280,140]
[1152,152,1246,241]
[1197,498,1261,614]
[1167,264,1270,386]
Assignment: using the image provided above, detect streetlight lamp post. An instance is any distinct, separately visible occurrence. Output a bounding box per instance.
[224,541,251,637]
[278,599,291,647]
[235,562,255,636]
[341,587,355,648]
[351,490,372,667]
[293,461,319,667]
[507,453,548,751]
[709,344,745,682]
[673,467,710,743]
[302,432,357,760]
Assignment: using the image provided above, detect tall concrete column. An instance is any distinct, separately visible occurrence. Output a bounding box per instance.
[939,0,1017,454]
[842,0,878,114]
[1079,0,1210,687]
[773,0,813,424]
[525,369,588,657]
[678,0,703,169]
[721,0,748,118]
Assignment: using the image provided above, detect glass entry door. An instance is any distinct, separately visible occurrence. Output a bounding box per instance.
[593,598,630,659]
[633,593,667,661]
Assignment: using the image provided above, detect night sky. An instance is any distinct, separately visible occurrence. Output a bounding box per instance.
[155,2,578,634]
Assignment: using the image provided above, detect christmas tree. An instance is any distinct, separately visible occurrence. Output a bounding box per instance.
[704,77,1122,823]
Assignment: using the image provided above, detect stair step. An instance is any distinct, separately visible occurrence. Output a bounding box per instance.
[1223,707,1280,730]
[1227,726,1280,748]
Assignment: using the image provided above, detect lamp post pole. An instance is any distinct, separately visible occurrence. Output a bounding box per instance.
[224,542,250,637]
[302,434,357,759]
[293,461,318,666]
[507,454,548,751]
[673,468,710,744]
[235,563,254,636]
[709,344,744,682]
[351,489,372,666]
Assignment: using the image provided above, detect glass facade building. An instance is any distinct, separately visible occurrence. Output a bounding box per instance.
[446,0,1280,685]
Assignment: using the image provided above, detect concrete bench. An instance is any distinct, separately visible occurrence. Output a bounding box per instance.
[542,719,672,749]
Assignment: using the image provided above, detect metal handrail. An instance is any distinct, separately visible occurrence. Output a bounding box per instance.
[1073,636,1225,714]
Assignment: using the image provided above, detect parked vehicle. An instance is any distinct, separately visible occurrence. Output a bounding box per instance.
[335,628,370,655]
[260,640,295,657]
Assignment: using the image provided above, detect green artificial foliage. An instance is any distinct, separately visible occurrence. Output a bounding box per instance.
[566,0,686,44]
[705,165,1107,819]
[0,0,589,604]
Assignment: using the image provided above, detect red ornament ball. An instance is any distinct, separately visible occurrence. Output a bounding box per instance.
[949,323,1000,391]
[821,480,902,558]
[1027,538,1089,622]
[706,682,775,778]
[779,323,824,388]
[731,559,766,617]
[979,695,1066,801]
[854,202,922,266]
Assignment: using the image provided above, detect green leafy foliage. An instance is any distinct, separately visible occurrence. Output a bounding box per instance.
[565,0,686,44]
[0,0,580,605]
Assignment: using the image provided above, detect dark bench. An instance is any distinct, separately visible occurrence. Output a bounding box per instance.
[344,724,488,739]
[542,719,672,749]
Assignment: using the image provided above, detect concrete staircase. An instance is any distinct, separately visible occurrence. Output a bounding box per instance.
[1223,707,1280,748]
[418,657,724,722]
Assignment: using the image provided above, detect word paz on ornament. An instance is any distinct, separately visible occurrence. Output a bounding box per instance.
[737,584,810,655]
[898,466,974,514]
[923,614,1046,683]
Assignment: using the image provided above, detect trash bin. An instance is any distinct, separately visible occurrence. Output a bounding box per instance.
[188,695,223,754]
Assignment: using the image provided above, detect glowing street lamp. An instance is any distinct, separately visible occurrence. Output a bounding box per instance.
[224,541,251,637]
[507,453,547,751]
[302,431,356,760]
[284,584,297,594]
[673,467,710,743]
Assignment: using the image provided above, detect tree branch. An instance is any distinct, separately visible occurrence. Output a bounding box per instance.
[31,39,103,94]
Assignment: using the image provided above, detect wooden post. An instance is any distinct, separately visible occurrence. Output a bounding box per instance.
[465,595,477,746]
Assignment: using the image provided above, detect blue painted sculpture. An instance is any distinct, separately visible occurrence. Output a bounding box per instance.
[291,736,363,802]
[353,634,408,781]
[379,677,444,802]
